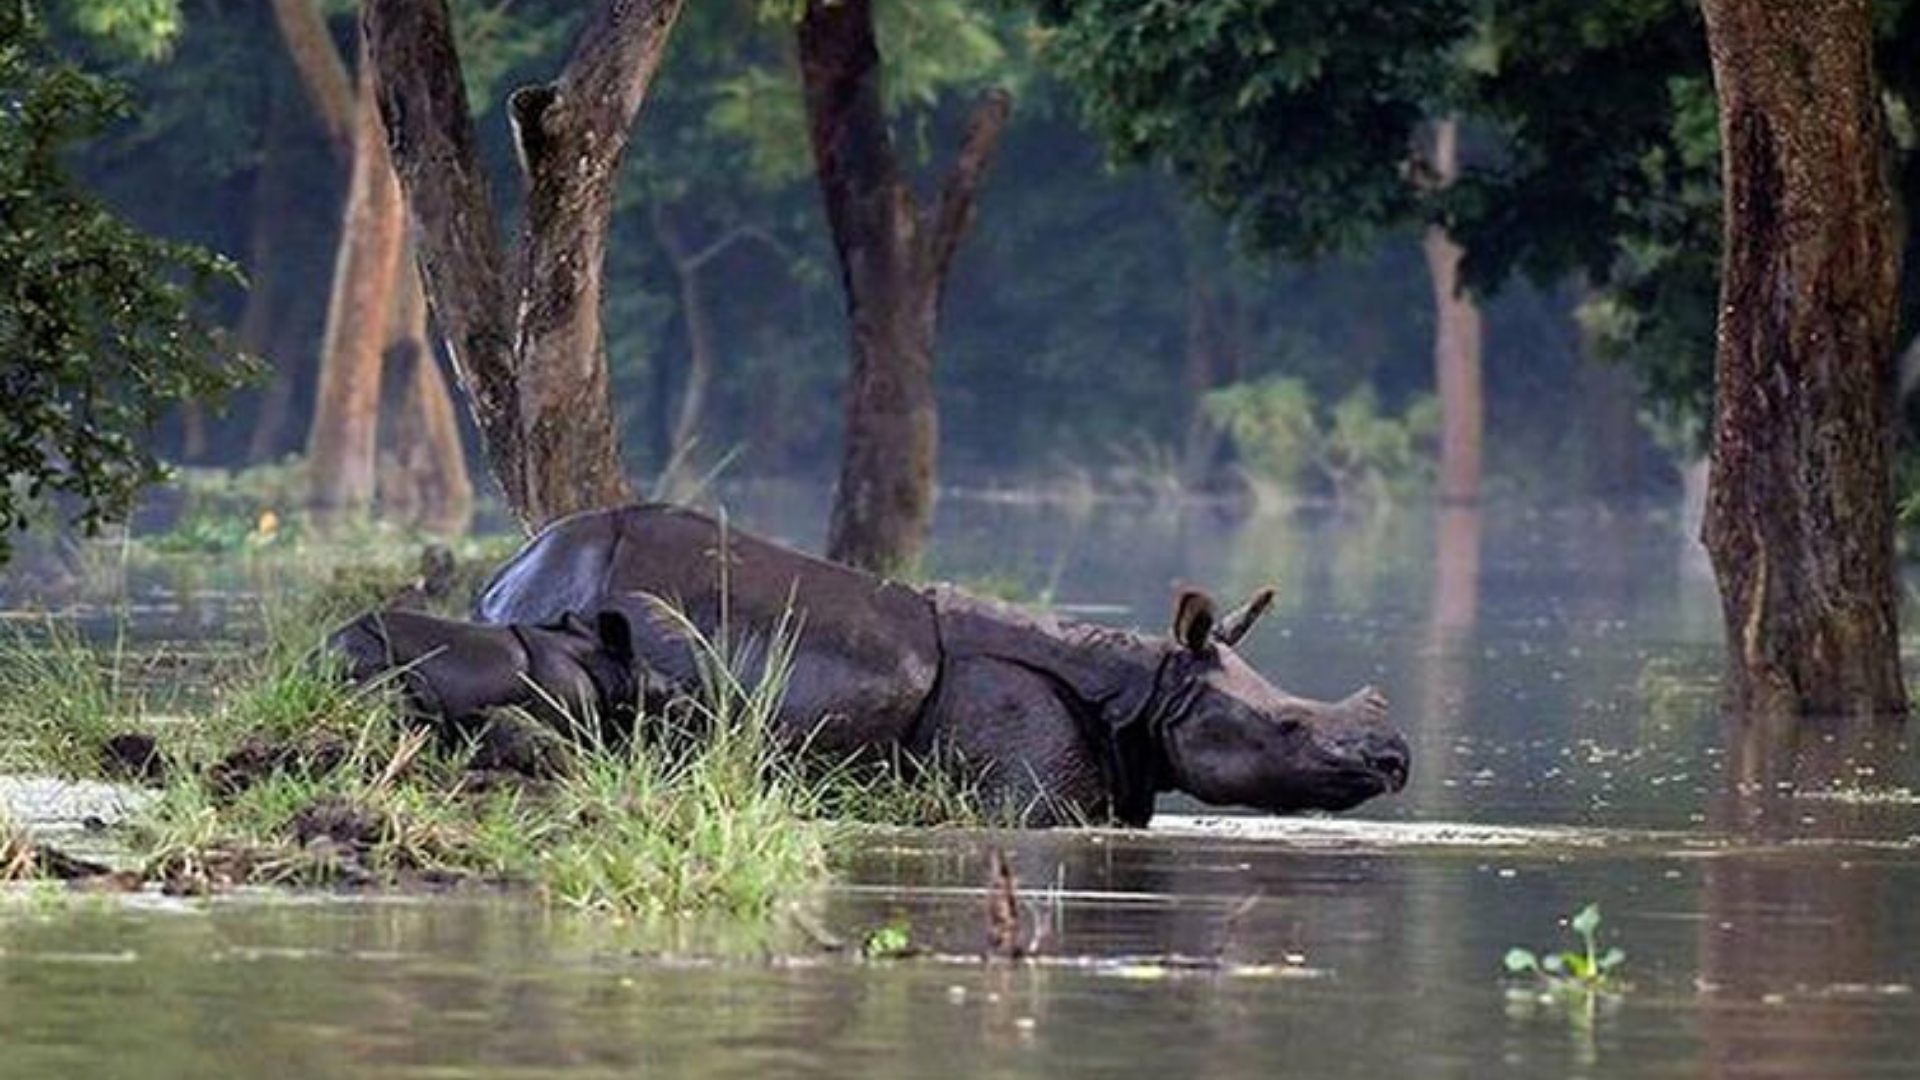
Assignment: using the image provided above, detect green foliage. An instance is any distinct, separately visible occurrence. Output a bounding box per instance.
[1205,378,1438,503]
[1504,903,1628,993]
[58,0,182,61]
[1032,0,1476,258]
[861,916,915,959]
[1456,0,1919,452]
[0,2,253,562]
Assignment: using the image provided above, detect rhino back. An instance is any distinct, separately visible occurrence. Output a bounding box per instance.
[476,504,940,749]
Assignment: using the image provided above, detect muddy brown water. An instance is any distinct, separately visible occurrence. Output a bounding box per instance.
[6,493,1920,1079]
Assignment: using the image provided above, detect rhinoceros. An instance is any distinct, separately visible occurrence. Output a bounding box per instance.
[472,503,1409,826]
[327,608,639,745]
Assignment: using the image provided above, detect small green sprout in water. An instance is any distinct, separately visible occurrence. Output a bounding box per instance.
[862,918,916,960]
[1504,903,1626,992]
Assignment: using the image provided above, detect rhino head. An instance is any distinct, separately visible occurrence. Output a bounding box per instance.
[1150,589,1411,815]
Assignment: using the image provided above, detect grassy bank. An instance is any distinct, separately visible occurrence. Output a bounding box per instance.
[0,539,1005,914]
[0,576,859,915]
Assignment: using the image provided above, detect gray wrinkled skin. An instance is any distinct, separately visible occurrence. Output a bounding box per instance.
[326,609,638,744]
[475,504,1410,827]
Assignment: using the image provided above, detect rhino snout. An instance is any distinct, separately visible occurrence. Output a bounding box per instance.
[1356,732,1410,791]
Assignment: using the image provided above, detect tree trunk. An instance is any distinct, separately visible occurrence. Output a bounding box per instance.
[178,402,208,462]
[269,0,354,165]
[364,0,679,530]
[1421,117,1485,506]
[1181,256,1221,487]
[651,205,717,468]
[242,78,302,464]
[1572,285,1652,499]
[798,0,1011,573]
[306,49,406,515]
[377,234,473,534]
[1698,0,1907,719]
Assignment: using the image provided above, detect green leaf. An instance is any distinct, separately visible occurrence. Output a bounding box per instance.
[1598,947,1626,972]
[1504,948,1540,973]
[1571,903,1601,938]
[1542,953,1566,974]
[862,921,913,959]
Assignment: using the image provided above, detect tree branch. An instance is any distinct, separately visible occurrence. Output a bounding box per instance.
[921,89,1013,286]
[361,0,520,511]
[269,0,355,165]
[543,0,686,183]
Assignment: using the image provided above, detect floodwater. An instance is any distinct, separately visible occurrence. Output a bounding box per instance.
[6,492,1920,1079]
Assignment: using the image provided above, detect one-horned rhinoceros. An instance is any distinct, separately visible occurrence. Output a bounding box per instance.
[472,504,1410,827]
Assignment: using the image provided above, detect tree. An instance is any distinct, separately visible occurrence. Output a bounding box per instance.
[268,0,471,529]
[304,41,404,515]
[360,0,687,530]
[1421,117,1484,504]
[0,0,251,559]
[1696,0,1906,718]
[797,0,1012,572]
[1029,0,1488,501]
[1450,0,1918,451]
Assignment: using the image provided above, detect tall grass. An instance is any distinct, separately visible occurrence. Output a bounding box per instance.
[0,588,842,916]
[0,619,152,776]
[1,808,32,881]
[2,550,1013,913]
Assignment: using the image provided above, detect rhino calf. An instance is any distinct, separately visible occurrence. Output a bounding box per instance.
[324,608,639,746]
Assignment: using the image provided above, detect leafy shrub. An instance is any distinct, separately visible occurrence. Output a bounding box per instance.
[1204,377,1438,503]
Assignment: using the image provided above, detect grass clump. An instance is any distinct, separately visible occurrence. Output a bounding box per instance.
[809,744,996,829]
[519,598,833,915]
[1,811,32,882]
[0,590,838,918]
[0,620,154,776]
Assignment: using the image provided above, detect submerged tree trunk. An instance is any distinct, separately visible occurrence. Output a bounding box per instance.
[1698,0,1907,719]
[306,51,406,515]
[1421,117,1485,506]
[798,0,1011,573]
[364,0,679,529]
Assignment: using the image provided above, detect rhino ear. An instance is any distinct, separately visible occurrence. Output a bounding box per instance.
[1214,587,1276,648]
[1172,589,1217,653]
[595,610,634,665]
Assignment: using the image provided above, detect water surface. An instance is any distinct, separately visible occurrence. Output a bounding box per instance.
[5,494,1918,1079]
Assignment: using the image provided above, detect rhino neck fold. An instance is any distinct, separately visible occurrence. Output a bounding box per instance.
[929,591,1173,825]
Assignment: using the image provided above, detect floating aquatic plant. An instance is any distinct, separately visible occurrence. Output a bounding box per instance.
[1504,903,1626,992]
[862,918,916,960]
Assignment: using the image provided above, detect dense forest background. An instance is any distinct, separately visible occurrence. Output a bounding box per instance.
[60,0,1678,505]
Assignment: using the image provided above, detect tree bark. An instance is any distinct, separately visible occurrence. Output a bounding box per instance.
[243,77,302,464]
[364,0,680,529]
[798,0,1011,573]
[1421,117,1485,506]
[306,49,406,515]
[377,234,474,534]
[268,0,354,166]
[1698,0,1907,719]
[1180,237,1228,488]
[651,205,717,468]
